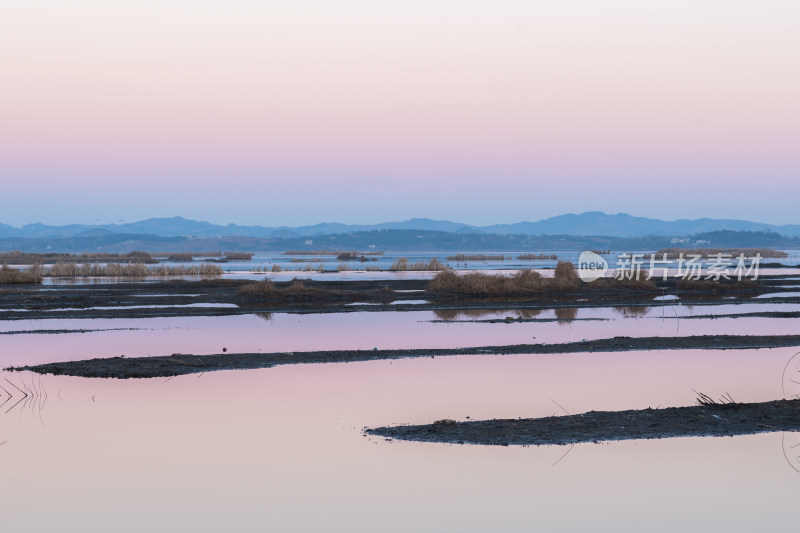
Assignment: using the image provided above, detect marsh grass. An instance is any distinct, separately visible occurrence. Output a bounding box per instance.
[31,262,222,277]
[656,248,787,259]
[0,251,157,264]
[428,261,652,296]
[517,253,558,260]
[0,265,42,284]
[390,258,448,271]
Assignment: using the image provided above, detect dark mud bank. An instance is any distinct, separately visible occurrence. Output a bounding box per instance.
[11,334,800,379]
[367,399,800,446]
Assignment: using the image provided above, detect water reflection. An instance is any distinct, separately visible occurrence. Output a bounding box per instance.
[615,306,650,318]
[0,375,47,418]
[2,347,800,531]
[554,307,578,321]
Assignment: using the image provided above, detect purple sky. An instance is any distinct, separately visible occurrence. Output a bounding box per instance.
[1,1,798,226]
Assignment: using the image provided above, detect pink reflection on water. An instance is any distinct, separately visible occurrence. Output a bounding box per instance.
[1,346,799,531]
[2,303,800,368]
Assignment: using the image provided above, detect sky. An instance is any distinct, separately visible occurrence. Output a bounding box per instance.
[1,1,798,227]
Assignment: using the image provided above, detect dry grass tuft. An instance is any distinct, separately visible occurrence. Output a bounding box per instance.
[428,261,659,297]
[0,265,42,284]
[236,279,278,298]
[32,262,222,277]
[553,261,580,288]
[428,269,546,296]
[390,258,448,271]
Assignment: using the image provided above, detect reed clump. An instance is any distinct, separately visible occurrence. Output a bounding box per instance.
[390,258,448,271]
[428,261,648,296]
[35,262,222,277]
[427,269,544,296]
[553,261,580,288]
[0,265,42,284]
[517,253,558,260]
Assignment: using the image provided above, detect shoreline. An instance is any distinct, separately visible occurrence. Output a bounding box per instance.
[11,334,800,379]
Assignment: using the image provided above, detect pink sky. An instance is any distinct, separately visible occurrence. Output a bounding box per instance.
[1,1,798,226]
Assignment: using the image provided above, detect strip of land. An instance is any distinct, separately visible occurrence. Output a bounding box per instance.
[366,399,800,446]
[0,328,147,336]
[1,276,798,321]
[10,334,800,379]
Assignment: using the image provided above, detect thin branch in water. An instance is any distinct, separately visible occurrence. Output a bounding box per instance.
[551,444,576,468]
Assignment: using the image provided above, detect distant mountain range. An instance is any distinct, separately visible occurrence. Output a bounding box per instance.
[2,229,798,254]
[2,212,800,239]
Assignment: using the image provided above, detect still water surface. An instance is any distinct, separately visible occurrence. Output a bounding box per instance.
[2,308,799,531]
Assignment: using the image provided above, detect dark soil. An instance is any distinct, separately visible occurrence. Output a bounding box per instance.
[366,399,800,446]
[0,276,798,321]
[12,334,800,379]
